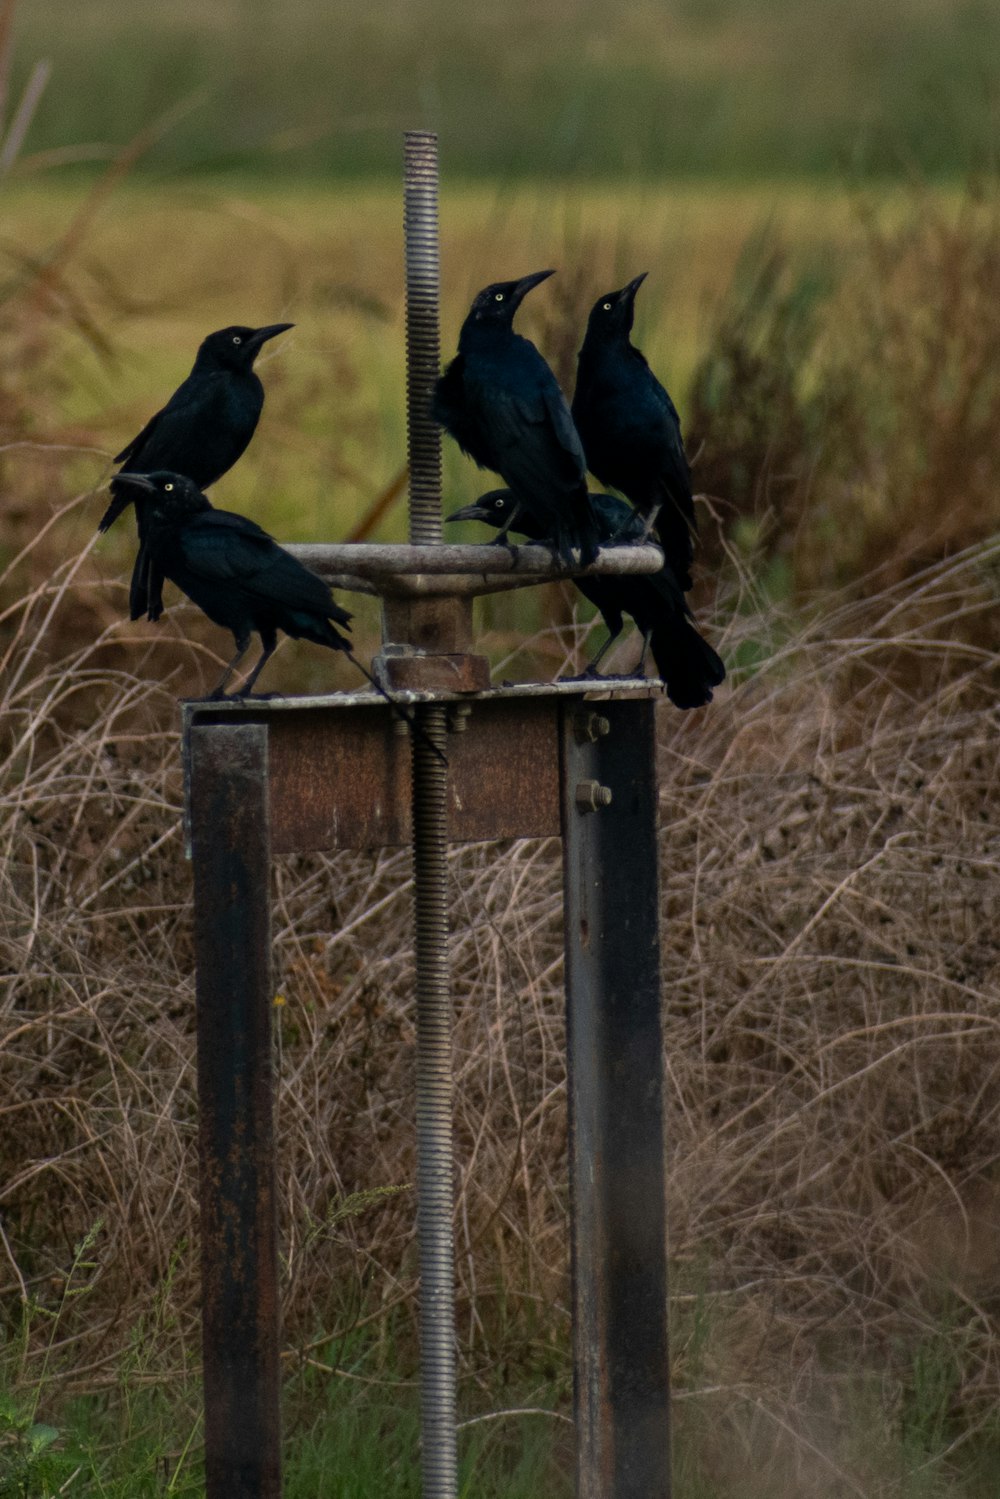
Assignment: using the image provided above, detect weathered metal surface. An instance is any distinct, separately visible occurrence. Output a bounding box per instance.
[185,697,564,852]
[560,698,671,1499]
[182,677,661,718]
[266,703,409,852]
[288,541,665,596]
[379,652,492,693]
[182,687,659,854]
[188,724,281,1499]
[381,593,477,653]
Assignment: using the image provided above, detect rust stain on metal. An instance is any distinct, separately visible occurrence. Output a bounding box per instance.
[267,706,410,853]
[261,696,561,852]
[379,652,492,693]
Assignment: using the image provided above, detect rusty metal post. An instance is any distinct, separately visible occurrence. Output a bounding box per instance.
[560,698,671,1499]
[189,723,281,1499]
[404,130,458,1499]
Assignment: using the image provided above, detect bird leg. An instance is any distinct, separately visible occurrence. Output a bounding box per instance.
[584,630,619,675]
[637,503,662,543]
[235,643,277,698]
[207,643,250,699]
[558,627,623,682]
[636,629,653,676]
[491,498,525,556]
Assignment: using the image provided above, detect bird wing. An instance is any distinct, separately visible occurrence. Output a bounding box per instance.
[114,407,164,466]
[176,512,351,625]
[476,381,581,507]
[432,355,495,468]
[538,380,588,470]
[115,372,252,481]
[638,368,693,505]
[113,374,207,466]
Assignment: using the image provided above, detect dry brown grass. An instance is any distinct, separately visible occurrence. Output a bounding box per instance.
[1,526,998,1490]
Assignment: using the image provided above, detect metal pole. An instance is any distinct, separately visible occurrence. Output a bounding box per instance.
[189,723,281,1499]
[560,699,671,1499]
[404,130,458,1499]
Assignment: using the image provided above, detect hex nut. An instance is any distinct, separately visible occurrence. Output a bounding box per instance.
[574,712,611,744]
[576,779,613,812]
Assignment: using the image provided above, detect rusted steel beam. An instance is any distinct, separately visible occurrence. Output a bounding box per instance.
[188,723,281,1499]
[183,687,660,854]
[560,698,671,1499]
[186,698,562,852]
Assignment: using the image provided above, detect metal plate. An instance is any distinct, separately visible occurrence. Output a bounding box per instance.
[183,683,660,853]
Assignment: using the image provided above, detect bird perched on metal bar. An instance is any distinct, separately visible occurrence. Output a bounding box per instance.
[448,488,724,710]
[572,275,696,589]
[433,270,600,566]
[99,322,294,622]
[112,473,448,762]
[112,471,354,699]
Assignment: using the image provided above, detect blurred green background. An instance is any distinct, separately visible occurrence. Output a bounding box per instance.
[13,0,1000,181]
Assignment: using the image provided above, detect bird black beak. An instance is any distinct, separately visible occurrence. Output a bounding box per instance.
[247,322,294,351]
[445,502,490,525]
[614,272,648,306]
[111,473,158,495]
[509,269,555,310]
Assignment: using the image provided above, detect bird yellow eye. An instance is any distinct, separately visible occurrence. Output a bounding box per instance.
[603,302,612,311]
[165,482,174,491]
[232,335,242,344]
[494,292,504,301]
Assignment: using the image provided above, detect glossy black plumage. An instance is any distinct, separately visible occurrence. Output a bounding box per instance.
[101,322,293,621]
[572,275,695,589]
[449,489,724,711]
[113,471,351,698]
[433,270,600,566]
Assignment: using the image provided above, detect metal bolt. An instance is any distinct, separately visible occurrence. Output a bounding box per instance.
[575,712,611,744]
[447,704,472,733]
[576,779,613,813]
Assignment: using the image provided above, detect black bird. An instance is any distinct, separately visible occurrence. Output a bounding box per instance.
[433,270,600,566]
[572,275,695,588]
[100,322,294,621]
[448,489,724,710]
[112,471,352,698]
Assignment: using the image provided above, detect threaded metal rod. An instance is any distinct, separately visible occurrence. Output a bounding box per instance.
[404,131,458,1499]
[411,704,456,1499]
[405,131,443,546]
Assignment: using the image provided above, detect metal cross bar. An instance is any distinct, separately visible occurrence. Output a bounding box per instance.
[288,540,665,599]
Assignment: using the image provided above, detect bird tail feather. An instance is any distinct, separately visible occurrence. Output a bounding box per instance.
[650,617,725,711]
[98,484,132,535]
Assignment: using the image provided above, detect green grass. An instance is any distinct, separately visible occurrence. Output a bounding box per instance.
[0,1380,571,1498]
[8,1299,1000,1498]
[11,0,1000,182]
